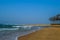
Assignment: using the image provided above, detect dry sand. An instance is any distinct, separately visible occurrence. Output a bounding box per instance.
[18,27,60,40]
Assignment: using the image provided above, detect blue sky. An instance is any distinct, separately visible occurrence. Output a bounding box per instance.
[0,0,60,24]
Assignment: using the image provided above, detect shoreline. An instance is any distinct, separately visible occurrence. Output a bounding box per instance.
[18,27,60,40]
[17,26,51,40]
[16,28,43,40]
[0,26,50,40]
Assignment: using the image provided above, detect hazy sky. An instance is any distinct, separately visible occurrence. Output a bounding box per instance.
[0,0,60,24]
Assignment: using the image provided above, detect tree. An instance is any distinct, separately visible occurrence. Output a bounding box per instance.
[49,14,60,25]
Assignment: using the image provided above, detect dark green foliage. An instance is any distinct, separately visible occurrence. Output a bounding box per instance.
[49,14,60,21]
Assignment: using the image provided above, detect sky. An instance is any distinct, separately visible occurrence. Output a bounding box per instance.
[0,0,60,24]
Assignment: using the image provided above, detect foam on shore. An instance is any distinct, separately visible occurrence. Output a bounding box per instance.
[18,27,60,40]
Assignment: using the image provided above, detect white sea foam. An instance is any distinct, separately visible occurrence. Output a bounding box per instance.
[20,26,32,30]
[0,28,19,31]
[12,26,21,27]
[13,26,33,29]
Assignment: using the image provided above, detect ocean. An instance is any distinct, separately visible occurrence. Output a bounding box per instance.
[0,24,50,40]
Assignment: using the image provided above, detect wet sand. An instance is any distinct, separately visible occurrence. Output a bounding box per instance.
[0,26,50,40]
[18,27,60,40]
[0,26,41,40]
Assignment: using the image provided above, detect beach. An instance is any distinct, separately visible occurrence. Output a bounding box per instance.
[0,26,49,40]
[18,27,60,40]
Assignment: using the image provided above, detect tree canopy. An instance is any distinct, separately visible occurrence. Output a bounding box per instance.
[49,14,60,21]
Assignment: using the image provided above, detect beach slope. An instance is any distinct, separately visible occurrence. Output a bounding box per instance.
[18,27,60,40]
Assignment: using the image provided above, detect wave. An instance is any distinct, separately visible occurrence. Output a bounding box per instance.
[12,26,22,27]
[0,28,19,31]
[12,26,33,29]
[0,24,41,31]
[0,26,33,31]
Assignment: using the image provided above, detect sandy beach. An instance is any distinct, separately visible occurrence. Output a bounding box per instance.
[0,26,46,40]
[18,27,60,40]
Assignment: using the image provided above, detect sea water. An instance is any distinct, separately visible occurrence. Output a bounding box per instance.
[0,24,33,31]
[0,24,50,40]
